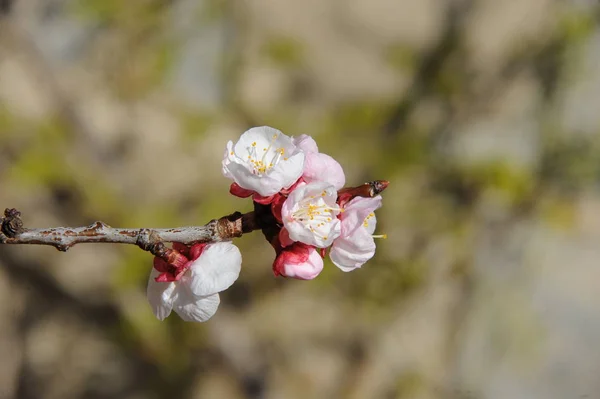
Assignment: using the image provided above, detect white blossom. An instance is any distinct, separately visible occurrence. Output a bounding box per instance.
[222,126,305,197]
[281,181,342,248]
[147,242,242,322]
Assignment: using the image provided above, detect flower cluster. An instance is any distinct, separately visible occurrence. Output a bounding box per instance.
[147,126,385,322]
[224,126,385,280]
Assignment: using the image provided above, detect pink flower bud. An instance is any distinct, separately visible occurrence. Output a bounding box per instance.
[273,242,324,280]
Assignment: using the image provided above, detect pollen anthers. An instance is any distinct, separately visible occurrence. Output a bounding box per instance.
[290,194,340,241]
[363,212,375,227]
[241,134,288,176]
[362,211,386,239]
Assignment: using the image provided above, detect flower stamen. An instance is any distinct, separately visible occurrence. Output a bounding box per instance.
[243,133,288,176]
[290,197,341,242]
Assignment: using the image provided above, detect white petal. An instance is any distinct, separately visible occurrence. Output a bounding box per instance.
[264,151,305,191]
[233,126,287,154]
[225,162,286,196]
[285,220,324,247]
[222,127,306,196]
[221,141,236,179]
[310,219,340,247]
[282,182,342,247]
[330,228,376,271]
[173,293,221,322]
[146,269,177,321]
[187,242,242,297]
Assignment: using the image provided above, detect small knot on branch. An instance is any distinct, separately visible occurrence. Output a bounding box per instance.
[149,241,168,259]
[1,208,24,238]
[216,212,244,240]
[136,228,156,252]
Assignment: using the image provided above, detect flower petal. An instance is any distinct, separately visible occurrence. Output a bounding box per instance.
[147,269,177,320]
[292,134,319,153]
[303,152,346,190]
[330,196,382,271]
[330,227,376,272]
[223,161,287,196]
[278,227,294,248]
[282,182,342,247]
[187,242,242,297]
[273,243,323,280]
[340,196,382,236]
[261,151,305,191]
[174,293,221,322]
[222,127,306,196]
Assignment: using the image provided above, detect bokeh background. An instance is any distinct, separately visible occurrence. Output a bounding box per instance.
[1,0,600,398]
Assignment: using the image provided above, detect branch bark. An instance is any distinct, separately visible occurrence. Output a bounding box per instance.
[0,180,388,261]
[0,208,259,252]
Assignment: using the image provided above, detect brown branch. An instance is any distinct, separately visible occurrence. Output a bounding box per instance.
[0,208,260,255]
[0,180,389,261]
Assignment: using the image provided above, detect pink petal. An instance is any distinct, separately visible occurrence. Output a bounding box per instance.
[153,257,171,273]
[292,134,319,153]
[172,242,190,257]
[278,227,294,248]
[253,193,277,205]
[271,194,286,223]
[273,243,323,280]
[303,152,346,190]
[188,243,207,261]
[340,196,382,236]
[330,196,382,271]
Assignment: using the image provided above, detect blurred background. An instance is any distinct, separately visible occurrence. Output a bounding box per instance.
[1,0,600,398]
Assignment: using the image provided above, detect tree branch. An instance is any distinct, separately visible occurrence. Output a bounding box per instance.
[0,180,388,261]
[0,208,259,252]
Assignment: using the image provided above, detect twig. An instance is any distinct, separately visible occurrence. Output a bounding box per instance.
[0,180,388,262]
[0,209,259,259]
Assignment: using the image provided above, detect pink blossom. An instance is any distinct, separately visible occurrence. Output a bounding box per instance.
[281,181,342,248]
[292,135,345,190]
[292,134,319,153]
[222,126,305,197]
[330,195,383,271]
[273,242,324,280]
[147,241,241,322]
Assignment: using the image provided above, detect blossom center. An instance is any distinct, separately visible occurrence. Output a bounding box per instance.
[231,132,290,176]
[290,191,341,240]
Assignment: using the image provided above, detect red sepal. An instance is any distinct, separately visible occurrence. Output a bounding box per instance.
[230,183,254,198]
